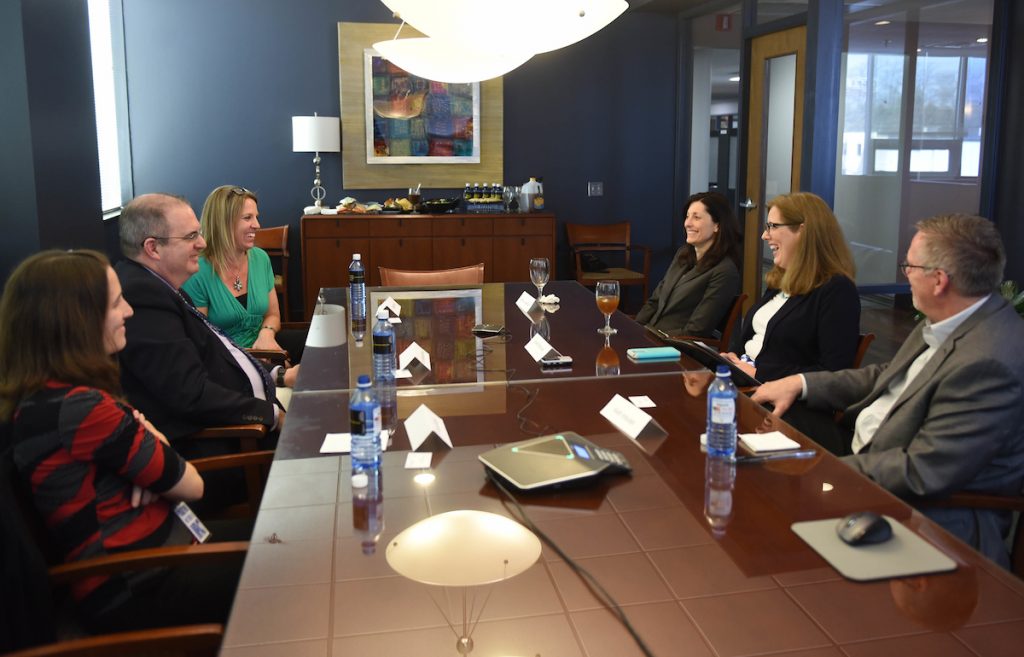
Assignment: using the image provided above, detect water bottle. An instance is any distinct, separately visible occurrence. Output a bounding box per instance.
[704,456,736,537]
[352,465,384,555]
[349,254,366,344]
[372,308,398,432]
[706,365,737,457]
[349,375,381,476]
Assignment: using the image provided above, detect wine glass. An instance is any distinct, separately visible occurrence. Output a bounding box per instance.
[529,257,550,299]
[595,335,620,376]
[595,280,619,335]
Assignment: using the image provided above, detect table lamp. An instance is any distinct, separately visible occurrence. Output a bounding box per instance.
[292,113,340,212]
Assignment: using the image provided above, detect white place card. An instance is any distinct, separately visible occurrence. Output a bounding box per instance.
[394,369,412,379]
[399,342,432,371]
[377,297,402,316]
[629,395,656,409]
[404,452,433,469]
[388,316,402,324]
[404,404,453,451]
[515,291,538,314]
[524,333,554,362]
[600,394,655,440]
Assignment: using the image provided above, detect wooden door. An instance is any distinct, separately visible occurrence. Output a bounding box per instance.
[742,25,806,307]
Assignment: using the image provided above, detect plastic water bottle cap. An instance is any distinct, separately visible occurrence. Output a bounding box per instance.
[351,472,368,488]
[377,308,389,319]
[353,253,361,260]
[357,374,371,386]
[716,365,731,376]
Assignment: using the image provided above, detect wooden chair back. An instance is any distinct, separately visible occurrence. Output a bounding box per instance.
[254,226,290,321]
[921,492,1024,578]
[565,221,651,305]
[853,332,876,369]
[379,263,485,286]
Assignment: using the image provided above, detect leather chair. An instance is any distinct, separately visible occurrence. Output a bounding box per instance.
[920,491,1024,578]
[566,221,651,310]
[254,226,290,321]
[379,263,485,286]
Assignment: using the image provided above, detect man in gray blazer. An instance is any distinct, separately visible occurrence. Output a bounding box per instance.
[753,214,1024,568]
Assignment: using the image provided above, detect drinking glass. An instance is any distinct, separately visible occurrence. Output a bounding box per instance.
[407,187,422,211]
[529,257,550,299]
[595,335,620,376]
[595,280,619,335]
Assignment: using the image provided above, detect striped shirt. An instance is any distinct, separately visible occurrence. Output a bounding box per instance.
[12,383,186,608]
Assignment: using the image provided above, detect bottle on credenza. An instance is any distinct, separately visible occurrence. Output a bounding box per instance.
[471,182,481,200]
[706,365,737,457]
[463,182,472,204]
[521,177,540,213]
[349,374,381,478]
[533,176,545,211]
[348,254,366,345]
[372,308,397,433]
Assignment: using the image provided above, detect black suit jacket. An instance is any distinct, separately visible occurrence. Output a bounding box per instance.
[731,274,860,382]
[115,260,276,441]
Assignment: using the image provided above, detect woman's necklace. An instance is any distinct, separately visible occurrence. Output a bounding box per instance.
[226,255,246,292]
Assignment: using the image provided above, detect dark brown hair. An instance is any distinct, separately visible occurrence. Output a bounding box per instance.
[677,191,741,272]
[0,250,122,422]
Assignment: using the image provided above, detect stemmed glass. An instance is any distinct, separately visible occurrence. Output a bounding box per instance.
[595,280,619,335]
[529,257,549,299]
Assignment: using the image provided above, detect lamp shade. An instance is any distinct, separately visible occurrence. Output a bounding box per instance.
[292,115,340,153]
[372,37,532,83]
[383,0,627,55]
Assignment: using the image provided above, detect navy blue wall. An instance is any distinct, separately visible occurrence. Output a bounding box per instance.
[122,0,680,316]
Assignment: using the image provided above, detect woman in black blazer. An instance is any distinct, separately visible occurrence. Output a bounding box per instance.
[725,192,860,382]
[635,191,741,337]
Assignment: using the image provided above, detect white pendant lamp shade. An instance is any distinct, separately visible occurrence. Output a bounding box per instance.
[372,37,533,83]
[382,0,627,55]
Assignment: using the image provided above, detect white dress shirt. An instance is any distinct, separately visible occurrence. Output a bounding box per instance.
[744,291,789,361]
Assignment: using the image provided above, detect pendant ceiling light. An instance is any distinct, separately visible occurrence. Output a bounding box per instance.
[372,36,533,83]
[380,0,628,61]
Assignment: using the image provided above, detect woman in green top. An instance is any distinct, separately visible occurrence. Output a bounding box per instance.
[183,186,305,359]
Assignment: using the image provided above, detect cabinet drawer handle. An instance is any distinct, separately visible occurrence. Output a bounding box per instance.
[335,239,339,247]
[461,238,466,247]
[400,238,404,247]
[520,237,525,246]
[398,218,403,228]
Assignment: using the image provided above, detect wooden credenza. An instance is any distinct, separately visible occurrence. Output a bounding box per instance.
[300,212,556,315]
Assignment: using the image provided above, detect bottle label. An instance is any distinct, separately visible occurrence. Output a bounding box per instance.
[533,195,544,210]
[349,270,365,285]
[372,334,392,354]
[710,398,735,424]
[350,408,366,435]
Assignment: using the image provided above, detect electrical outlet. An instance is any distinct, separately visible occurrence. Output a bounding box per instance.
[588,181,604,197]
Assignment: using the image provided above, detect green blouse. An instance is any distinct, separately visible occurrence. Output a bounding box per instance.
[182,247,274,348]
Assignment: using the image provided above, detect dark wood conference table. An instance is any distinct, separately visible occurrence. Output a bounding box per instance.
[220,283,1024,656]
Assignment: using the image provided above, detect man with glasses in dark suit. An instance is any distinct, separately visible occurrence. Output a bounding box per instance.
[754,214,1024,568]
[115,193,296,452]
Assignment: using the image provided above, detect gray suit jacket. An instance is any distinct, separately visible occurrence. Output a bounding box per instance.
[635,251,740,337]
[805,295,1024,565]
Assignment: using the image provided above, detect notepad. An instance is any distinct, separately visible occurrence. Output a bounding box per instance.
[739,431,802,453]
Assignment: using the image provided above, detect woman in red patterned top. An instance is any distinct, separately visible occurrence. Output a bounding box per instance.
[0,250,236,633]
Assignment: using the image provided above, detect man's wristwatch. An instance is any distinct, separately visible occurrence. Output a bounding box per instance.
[276,367,286,388]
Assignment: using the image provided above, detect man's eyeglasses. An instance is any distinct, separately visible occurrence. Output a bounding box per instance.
[142,231,202,247]
[899,262,937,277]
[764,221,801,233]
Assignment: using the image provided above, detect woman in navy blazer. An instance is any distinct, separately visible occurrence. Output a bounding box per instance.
[635,191,741,337]
[725,192,860,382]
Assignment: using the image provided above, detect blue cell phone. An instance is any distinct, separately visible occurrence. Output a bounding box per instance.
[626,346,681,362]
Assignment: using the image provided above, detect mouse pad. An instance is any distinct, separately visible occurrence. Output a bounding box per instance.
[791,516,957,582]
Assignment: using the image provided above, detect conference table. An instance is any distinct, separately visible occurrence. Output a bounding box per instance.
[220,282,1024,656]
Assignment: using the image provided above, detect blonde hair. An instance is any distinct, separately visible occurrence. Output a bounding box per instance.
[199,185,258,274]
[765,192,855,295]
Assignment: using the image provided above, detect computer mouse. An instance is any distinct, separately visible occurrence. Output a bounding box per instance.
[836,511,893,546]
